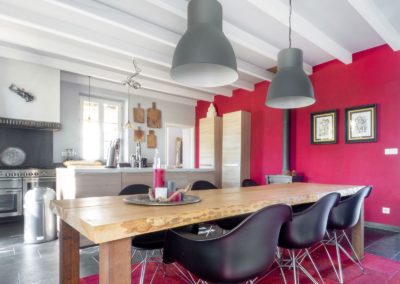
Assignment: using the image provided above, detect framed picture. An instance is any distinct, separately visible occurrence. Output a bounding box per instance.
[345,104,377,143]
[311,110,337,144]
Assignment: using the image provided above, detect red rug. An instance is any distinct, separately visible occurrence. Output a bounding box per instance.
[80,246,400,284]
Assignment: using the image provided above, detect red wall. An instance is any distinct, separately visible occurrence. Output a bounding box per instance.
[195,45,400,227]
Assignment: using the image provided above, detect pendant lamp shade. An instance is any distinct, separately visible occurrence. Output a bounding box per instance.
[170,0,238,87]
[266,48,315,109]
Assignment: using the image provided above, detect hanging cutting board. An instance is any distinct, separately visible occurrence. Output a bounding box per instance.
[147,102,162,128]
[133,103,145,123]
[147,130,157,148]
[134,126,145,142]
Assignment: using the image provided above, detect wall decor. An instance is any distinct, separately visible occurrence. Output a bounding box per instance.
[9,84,34,102]
[310,110,337,144]
[134,126,145,142]
[345,104,377,143]
[147,102,162,128]
[133,103,145,123]
[147,130,157,148]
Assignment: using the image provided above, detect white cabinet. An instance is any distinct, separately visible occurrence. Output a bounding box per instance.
[0,58,60,122]
[199,116,222,187]
[222,111,251,188]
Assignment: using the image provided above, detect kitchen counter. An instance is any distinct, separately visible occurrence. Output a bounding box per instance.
[56,167,213,174]
[56,167,217,200]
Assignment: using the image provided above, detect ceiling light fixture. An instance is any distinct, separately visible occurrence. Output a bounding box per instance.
[266,0,315,109]
[122,59,142,89]
[124,85,133,129]
[170,0,238,87]
[87,76,92,121]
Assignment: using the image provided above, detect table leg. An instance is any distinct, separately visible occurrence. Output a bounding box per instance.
[99,238,132,284]
[352,202,365,259]
[59,221,80,284]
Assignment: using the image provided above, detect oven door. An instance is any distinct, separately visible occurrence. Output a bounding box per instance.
[0,188,23,217]
[23,177,56,194]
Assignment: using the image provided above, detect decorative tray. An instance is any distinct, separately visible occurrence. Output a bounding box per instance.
[123,194,201,206]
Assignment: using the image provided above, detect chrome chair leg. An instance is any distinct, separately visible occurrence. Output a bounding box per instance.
[305,249,324,284]
[342,230,365,272]
[334,231,344,284]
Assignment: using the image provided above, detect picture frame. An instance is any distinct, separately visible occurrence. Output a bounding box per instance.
[311,110,337,144]
[345,104,377,143]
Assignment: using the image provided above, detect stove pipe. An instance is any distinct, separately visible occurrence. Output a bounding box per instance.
[282,110,290,175]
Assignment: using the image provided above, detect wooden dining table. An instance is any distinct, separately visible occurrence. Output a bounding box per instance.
[51,182,366,284]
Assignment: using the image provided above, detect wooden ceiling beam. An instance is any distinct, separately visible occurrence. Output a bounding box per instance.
[348,0,400,51]
[247,0,353,64]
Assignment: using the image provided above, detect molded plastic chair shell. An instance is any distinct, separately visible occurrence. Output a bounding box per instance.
[119,184,150,195]
[191,180,217,190]
[278,192,340,249]
[163,204,292,283]
[242,179,259,187]
[328,186,372,231]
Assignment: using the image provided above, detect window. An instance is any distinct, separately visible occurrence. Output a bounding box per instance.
[80,96,123,161]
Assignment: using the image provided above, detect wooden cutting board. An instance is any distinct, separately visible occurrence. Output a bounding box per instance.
[147,102,161,128]
[133,103,145,123]
[134,126,145,142]
[147,130,157,148]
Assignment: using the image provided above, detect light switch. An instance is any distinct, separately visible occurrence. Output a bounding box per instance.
[384,148,398,155]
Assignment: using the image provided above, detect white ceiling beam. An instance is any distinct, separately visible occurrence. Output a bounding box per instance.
[0,42,214,102]
[348,0,400,51]
[61,72,197,107]
[247,0,353,65]
[0,21,232,97]
[146,0,312,75]
[14,0,256,90]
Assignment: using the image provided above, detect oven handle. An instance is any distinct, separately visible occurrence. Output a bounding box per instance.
[5,190,20,193]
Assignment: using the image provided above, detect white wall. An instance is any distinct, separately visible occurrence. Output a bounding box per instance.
[53,79,196,165]
[0,57,60,122]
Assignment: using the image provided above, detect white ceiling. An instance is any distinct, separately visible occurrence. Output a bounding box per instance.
[0,0,398,103]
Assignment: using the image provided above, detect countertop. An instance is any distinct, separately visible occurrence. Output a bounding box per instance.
[56,167,215,174]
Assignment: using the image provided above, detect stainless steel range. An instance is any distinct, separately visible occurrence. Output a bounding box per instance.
[0,168,56,217]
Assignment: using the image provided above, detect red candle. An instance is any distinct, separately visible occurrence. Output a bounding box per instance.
[153,168,165,189]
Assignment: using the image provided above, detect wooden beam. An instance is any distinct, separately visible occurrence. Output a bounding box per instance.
[59,221,80,284]
[61,72,198,106]
[348,0,400,51]
[247,0,353,64]
[0,21,232,97]
[99,238,131,284]
[0,41,211,103]
[8,0,256,90]
[352,202,365,259]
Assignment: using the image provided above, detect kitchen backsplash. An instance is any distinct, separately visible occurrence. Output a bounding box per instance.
[0,128,53,168]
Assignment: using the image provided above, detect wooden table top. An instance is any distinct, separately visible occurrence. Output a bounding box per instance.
[51,183,364,244]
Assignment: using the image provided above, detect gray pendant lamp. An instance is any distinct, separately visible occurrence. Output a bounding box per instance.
[266,0,315,109]
[170,0,238,87]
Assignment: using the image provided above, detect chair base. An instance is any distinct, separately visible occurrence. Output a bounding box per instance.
[322,230,365,284]
[276,248,324,284]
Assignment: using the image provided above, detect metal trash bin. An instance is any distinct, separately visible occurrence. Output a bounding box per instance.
[24,187,57,244]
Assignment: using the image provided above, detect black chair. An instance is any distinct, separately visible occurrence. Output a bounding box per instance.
[324,186,373,284]
[278,192,340,284]
[119,184,149,195]
[216,179,260,231]
[242,179,258,187]
[191,180,218,190]
[163,204,292,283]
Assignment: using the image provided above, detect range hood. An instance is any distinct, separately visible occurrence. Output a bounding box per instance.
[0,117,61,131]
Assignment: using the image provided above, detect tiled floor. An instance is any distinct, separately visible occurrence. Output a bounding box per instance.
[0,220,398,284]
